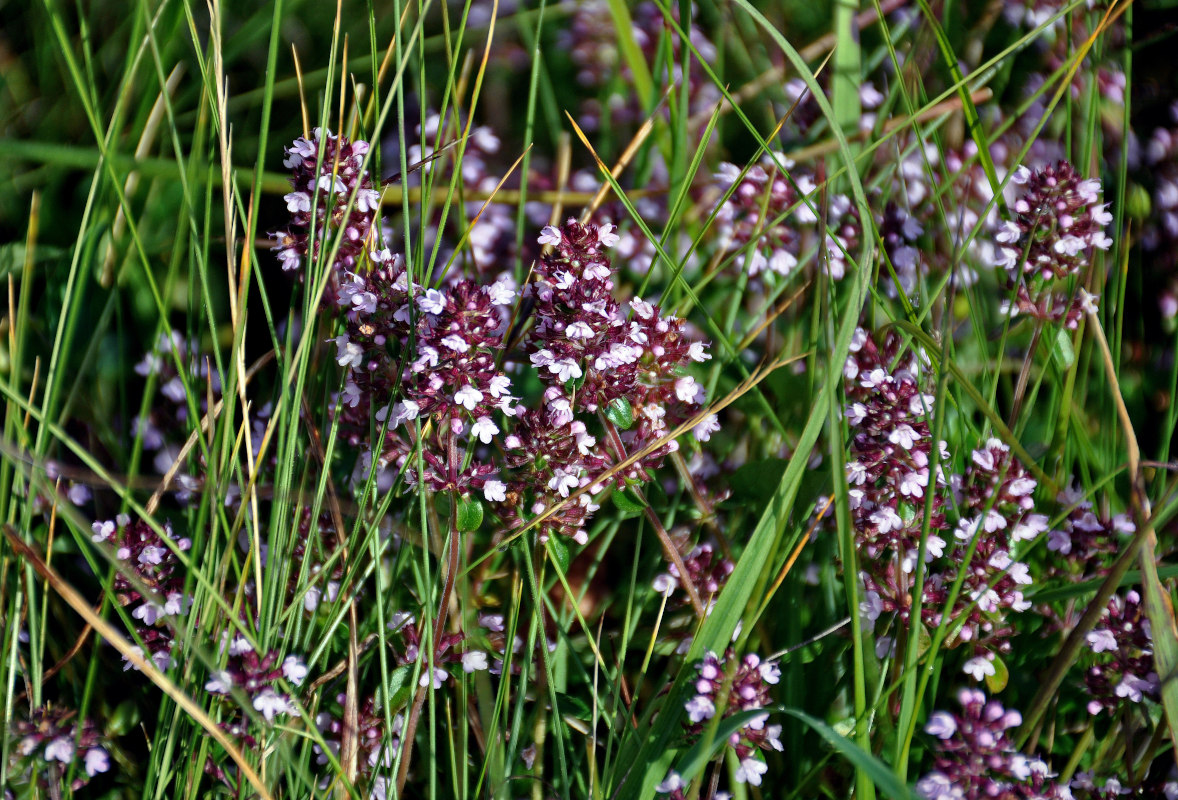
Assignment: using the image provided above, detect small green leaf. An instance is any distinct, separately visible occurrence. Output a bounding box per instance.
[388,665,415,709]
[612,487,647,513]
[1050,328,1075,370]
[985,654,1009,693]
[547,535,571,573]
[606,397,635,429]
[456,495,484,532]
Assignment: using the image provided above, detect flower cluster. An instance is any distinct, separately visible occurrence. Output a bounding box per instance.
[314,695,402,798]
[326,248,411,446]
[712,157,803,278]
[622,295,715,464]
[204,639,308,725]
[844,327,947,577]
[7,705,111,791]
[652,540,734,610]
[847,332,1041,673]
[91,514,193,671]
[269,130,718,550]
[993,161,1112,328]
[947,438,1040,675]
[1083,590,1158,715]
[203,640,310,786]
[528,219,631,397]
[501,404,609,544]
[683,650,782,786]
[389,612,489,688]
[530,220,711,461]
[713,144,919,287]
[562,0,719,131]
[385,278,516,505]
[326,246,517,504]
[271,127,381,279]
[916,689,1067,800]
[394,278,516,438]
[1046,486,1135,580]
[496,219,712,542]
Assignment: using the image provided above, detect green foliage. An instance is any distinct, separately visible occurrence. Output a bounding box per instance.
[1,0,1174,798]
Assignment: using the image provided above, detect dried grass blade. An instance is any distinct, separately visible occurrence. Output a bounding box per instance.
[3,526,276,800]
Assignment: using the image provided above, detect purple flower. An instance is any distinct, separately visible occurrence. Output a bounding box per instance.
[205,647,307,727]
[483,479,507,503]
[471,416,500,443]
[282,655,309,685]
[8,705,112,789]
[994,160,1113,329]
[253,688,292,721]
[917,691,1067,799]
[84,747,111,777]
[271,128,380,279]
[1084,591,1158,715]
[683,650,780,769]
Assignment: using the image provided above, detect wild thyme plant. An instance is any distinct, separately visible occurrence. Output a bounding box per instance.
[3,0,1178,798]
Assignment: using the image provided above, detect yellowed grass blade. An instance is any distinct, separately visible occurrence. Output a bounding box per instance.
[3,527,276,800]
